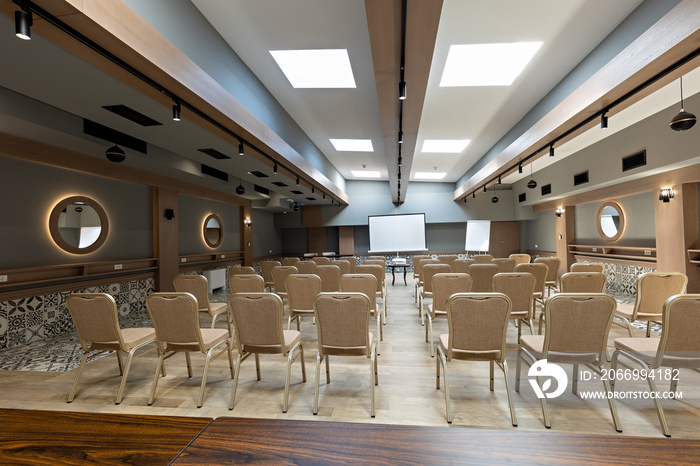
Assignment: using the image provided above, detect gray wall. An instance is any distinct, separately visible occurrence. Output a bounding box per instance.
[252,209,283,258]
[282,228,308,255]
[519,210,556,253]
[178,194,241,255]
[0,156,152,268]
[353,222,472,254]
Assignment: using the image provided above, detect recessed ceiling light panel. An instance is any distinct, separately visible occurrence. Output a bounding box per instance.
[270,49,356,88]
[350,170,381,178]
[440,42,542,87]
[421,139,471,153]
[330,139,374,152]
[414,172,447,180]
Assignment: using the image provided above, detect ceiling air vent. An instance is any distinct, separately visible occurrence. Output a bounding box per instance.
[102,105,162,127]
[83,119,148,154]
[247,171,269,178]
[518,193,526,203]
[254,185,270,196]
[306,197,315,201]
[198,148,230,160]
[291,190,303,195]
[201,164,228,182]
[541,184,552,196]
[272,181,288,187]
[573,171,589,186]
[622,150,646,172]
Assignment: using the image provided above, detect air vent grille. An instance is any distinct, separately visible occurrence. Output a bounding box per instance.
[291,190,303,195]
[254,185,270,195]
[201,164,228,182]
[622,150,646,172]
[541,184,552,196]
[272,181,288,187]
[83,119,148,154]
[102,105,162,127]
[518,193,526,203]
[248,171,269,178]
[573,171,589,186]
[198,148,230,160]
[306,197,315,201]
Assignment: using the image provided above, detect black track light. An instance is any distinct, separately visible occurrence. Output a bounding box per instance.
[15,8,32,41]
[273,163,278,175]
[322,192,326,200]
[601,112,608,129]
[398,156,402,166]
[296,176,300,187]
[463,197,467,204]
[311,186,315,194]
[483,185,487,193]
[398,181,401,190]
[498,175,501,185]
[549,144,555,157]
[238,141,244,156]
[106,145,125,163]
[399,80,407,100]
[472,192,475,199]
[398,130,404,144]
[670,77,697,131]
[172,102,181,121]
[518,163,523,174]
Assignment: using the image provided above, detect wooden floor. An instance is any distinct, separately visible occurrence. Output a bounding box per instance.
[1,280,699,462]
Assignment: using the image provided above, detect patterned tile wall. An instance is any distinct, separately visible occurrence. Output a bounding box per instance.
[0,278,155,351]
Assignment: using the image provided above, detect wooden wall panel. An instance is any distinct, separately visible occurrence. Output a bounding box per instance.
[489,222,520,258]
[308,227,327,254]
[154,187,178,291]
[301,205,323,228]
[338,226,355,255]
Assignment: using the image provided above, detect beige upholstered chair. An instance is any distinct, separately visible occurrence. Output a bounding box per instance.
[416,258,441,308]
[228,293,306,413]
[491,258,516,273]
[516,293,621,432]
[614,272,688,337]
[345,257,357,273]
[313,293,378,417]
[538,271,608,333]
[473,254,494,263]
[146,292,234,408]
[425,273,472,357]
[420,264,452,324]
[412,255,430,296]
[334,259,352,276]
[66,293,157,404]
[570,262,604,273]
[366,256,386,266]
[356,264,388,322]
[271,265,298,301]
[339,274,383,347]
[261,260,281,291]
[282,257,300,266]
[493,273,536,340]
[612,294,700,437]
[453,258,476,273]
[312,256,331,265]
[534,257,561,296]
[436,293,517,426]
[468,263,500,292]
[286,274,322,331]
[228,266,255,276]
[438,255,458,269]
[173,274,230,334]
[315,264,342,292]
[229,273,265,294]
[294,260,317,274]
[509,254,531,267]
[514,262,548,307]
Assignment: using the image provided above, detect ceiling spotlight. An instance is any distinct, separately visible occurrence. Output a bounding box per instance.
[236,179,245,195]
[670,77,696,131]
[398,130,404,144]
[296,176,300,186]
[322,192,326,200]
[518,163,523,174]
[600,112,608,129]
[527,163,537,189]
[549,144,555,157]
[472,192,475,199]
[398,181,401,190]
[172,102,181,121]
[483,185,487,193]
[399,80,407,100]
[497,175,501,185]
[15,8,32,41]
[398,156,402,166]
[273,163,278,175]
[238,141,245,156]
[105,145,125,163]
[311,186,315,194]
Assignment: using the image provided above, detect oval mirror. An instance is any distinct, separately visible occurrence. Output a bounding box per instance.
[203,213,224,248]
[597,201,625,242]
[49,196,109,254]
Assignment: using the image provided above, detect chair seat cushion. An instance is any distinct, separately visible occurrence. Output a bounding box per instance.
[519,335,544,357]
[291,308,314,317]
[510,310,529,319]
[613,337,659,365]
[323,333,373,357]
[520,334,601,364]
[206,302,228,317]
[120,328,156,351]
[438,334,501,361]
[168,328,229,352]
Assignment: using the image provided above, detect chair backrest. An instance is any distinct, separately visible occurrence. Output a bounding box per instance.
[366,256,386,266]
[633,272,688,320]
[515,263,548,295]
[346,257,357,273]
[438,255,458,269]
[228,293,286,355]
[412,255,430,276]
[492,273,536,316]
[261,260,281,284]
[229,266,255,275]
[542,293,616,364]
[339,274,378,309]
[559,272,606,293]
[286,274,322,312]
[282,257,300,266]
[272,266,298,294]
[473,254,494,263]
[314,293,371,357]
[491,258,516,273]
[363,259,385,271]
[173,274,211,311]
[147,293,203,348]
[355,264,384,293]
[422,264,452,293]
[570,262,604,273]
[66,293,124,351]
[315,264,342,292]
[509,254,531,267]
[418,259,441,282]
[312,256,331,265]
[229,274,265,293]
[468,263,500,292]
[445,293,511,362]
[453,258,476,273]
[534,257,561,283]
[656,294,700,365]
[294,260,317,274]
[431,273,472,313]
[334,259,352,276]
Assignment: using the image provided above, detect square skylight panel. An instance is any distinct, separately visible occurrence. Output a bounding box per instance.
[414,172,446,180]
[440,42,542,87]
[330,139,374,152]
[421,139,471,153]
[351,170,381,178]
[270,49,356,88]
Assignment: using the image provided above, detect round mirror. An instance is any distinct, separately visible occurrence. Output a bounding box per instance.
[49,196,109,254]
[203,213,224,248]
[597,201,625,242]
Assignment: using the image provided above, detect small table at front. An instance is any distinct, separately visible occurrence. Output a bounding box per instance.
[388,263,410,286]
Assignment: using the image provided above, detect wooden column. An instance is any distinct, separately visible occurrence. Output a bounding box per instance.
[154,187,178,291]
[302,205,326,254]
[242,204,253,266]
[655,183,700,292]
[339,226,355,255]
[556,205,575,277]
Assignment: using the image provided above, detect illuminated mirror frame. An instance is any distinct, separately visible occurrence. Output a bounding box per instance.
[49,196,109,254]
[203,213,224,248]
[596,200,625,243]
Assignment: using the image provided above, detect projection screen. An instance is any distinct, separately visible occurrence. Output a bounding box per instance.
[368,213,427,253]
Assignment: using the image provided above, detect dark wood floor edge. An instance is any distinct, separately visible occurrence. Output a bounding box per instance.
[168,418,215,466]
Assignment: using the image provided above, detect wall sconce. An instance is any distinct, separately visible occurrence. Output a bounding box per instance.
[555,208,565,217]
[659,187,674,203]
[243,218,252,227]
[164,209,175,220]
